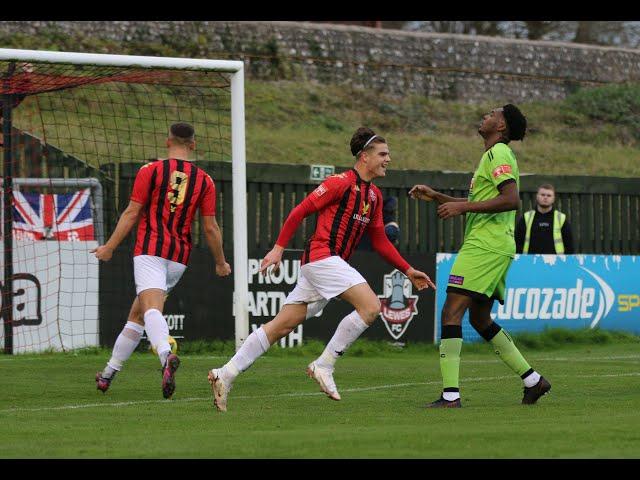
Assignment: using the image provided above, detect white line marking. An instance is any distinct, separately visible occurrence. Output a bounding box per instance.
[1,354,638,363]
[463,354,640,364]
[2,372,640,414]
[0,355,231,362]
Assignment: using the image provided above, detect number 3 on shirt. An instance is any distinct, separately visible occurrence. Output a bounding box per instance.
[167,171,189,212]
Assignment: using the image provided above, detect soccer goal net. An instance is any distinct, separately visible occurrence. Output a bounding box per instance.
[0,49,248,354]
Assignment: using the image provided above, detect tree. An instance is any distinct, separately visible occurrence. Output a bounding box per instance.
[574,21,598,44]
[405,20,640,48]
[524,21,559,40]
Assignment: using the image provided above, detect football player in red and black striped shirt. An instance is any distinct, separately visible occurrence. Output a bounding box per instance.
[92,123,231,399]
[208,127,435,412]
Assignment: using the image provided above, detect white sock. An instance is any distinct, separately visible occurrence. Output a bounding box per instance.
[523,371,542,388]
[222,326,270,382]
[144,308,171,366]
[103,321,144,378]
[315,310,369,370]
[443,391,461,401]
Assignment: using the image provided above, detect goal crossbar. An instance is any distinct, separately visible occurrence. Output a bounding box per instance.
[0,48,243,72]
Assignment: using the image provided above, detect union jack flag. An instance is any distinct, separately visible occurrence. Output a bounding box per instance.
[12,188,95,241]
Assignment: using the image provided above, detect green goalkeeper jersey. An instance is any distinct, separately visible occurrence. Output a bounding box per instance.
[463,142,520,257]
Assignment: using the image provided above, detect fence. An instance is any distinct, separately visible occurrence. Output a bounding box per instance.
[107,161,640,255]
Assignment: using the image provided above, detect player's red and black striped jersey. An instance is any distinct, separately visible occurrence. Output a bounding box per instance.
[130,158,216,265]
[302,168,384,265]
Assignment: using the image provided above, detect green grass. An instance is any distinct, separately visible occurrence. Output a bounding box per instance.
[8,74,640,177]
[2,337,640,458]
[245,81,640,177]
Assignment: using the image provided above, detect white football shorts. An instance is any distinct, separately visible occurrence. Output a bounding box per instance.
[284,255,366,314]
[133,255,187,295]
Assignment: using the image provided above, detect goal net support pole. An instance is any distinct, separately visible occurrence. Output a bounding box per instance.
[2,65,15,354]
[230,66,249,351]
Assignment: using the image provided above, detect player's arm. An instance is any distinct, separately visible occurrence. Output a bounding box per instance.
[202,215,231,276]
[438,151,520,219]
[408,185,466,204]
[368,227,435,291]
[367,193,435,291]
[260,196,322,274]
[199,174,231,276]
[92,162,153,262]
[260,178,340,274]
[438,179,520,219]
[91,200,144,262]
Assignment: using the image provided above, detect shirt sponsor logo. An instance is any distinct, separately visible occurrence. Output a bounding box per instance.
[352,213,371,224]
[492,164,512,178]
[314,184,328,197]
[448,274,464,285]
[369,190,377,202]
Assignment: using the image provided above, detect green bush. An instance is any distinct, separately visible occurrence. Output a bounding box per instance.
[565,83,640,140]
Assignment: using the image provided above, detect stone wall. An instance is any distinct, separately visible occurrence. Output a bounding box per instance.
[1,21,639,102]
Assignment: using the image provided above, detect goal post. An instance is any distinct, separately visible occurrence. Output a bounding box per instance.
[0,48,249,353]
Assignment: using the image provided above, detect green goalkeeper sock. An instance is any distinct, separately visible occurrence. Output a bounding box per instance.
[439,325,463,400]
[488,328,532,377]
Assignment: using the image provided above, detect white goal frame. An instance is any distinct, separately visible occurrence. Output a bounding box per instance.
[0,48,249,350]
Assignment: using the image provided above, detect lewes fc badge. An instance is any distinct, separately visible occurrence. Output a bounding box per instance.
[378,270,419,340]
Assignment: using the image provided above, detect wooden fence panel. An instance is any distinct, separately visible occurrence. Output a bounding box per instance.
[247,182,258,252]
[593,194,602,253]
[580,193,593,253]
[259,182,270,251]
[611,195,621,254]
[293,184,306,249]
[222,180,234,247]
[621,195,631,255]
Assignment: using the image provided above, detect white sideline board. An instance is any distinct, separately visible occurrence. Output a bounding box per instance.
[0,240,99,353]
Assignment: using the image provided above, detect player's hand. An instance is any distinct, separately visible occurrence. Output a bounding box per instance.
[90,245,113,262]
[260,245,284,275]
[406,267,436,291]
[408,184,437,202]
[216,262,231,277]
[437,202,468,219]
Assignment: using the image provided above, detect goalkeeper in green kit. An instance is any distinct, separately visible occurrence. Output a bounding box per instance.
[410,104,551,408]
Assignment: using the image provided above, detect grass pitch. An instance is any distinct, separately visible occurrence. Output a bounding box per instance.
[2,339,640,459]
